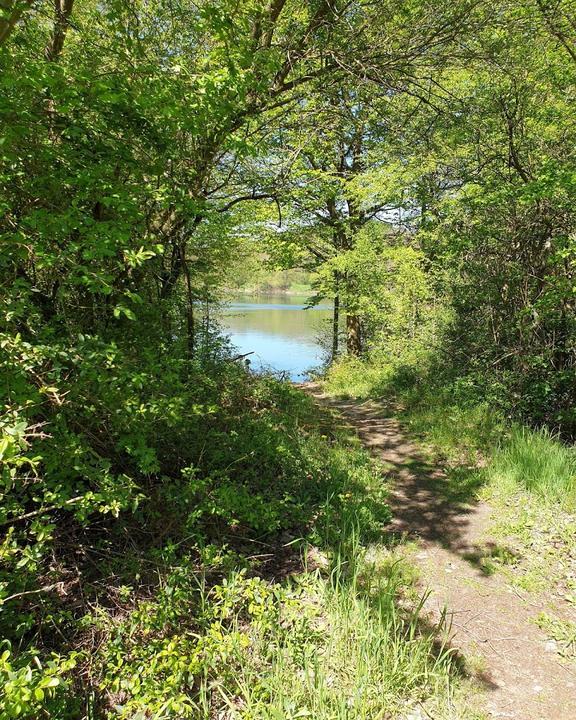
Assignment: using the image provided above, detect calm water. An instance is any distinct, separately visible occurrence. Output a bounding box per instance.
[220,295,333,381]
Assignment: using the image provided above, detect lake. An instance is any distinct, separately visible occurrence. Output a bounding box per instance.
[220,295,333,381]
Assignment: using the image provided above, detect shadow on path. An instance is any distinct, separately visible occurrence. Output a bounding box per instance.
[308,389,492,561]
[302,383,576,720]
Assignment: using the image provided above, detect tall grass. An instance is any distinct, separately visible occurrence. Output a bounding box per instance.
[324,357,576,510]
[398,392,576,510]
[323,356,395,399]
[222,535,459,719]
[400,393,503,467]
[488,427,576,508]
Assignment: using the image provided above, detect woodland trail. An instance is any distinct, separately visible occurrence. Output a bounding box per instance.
[303,383,576,720]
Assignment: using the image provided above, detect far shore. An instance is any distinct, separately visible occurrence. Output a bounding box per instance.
[224,286,314,296]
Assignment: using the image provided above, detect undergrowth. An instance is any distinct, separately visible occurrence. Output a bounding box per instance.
[1,356,467,718]
[86,534,464,720]
[223,540,459,720]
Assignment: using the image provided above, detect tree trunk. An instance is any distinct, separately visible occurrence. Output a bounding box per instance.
[346,314,362,356]
[44,0,74,62]
[332,293,339,361]
[186,303,195,356]
[180,245,195,357]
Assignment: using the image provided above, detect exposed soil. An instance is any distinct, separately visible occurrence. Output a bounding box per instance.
[303,383,576,720]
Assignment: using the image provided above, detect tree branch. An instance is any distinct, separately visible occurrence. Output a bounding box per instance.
[0,0,34,47]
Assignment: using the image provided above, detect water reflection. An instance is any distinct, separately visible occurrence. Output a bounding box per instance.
[220,295,332,381]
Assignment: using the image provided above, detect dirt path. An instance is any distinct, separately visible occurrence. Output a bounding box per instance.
[304,384,576,720]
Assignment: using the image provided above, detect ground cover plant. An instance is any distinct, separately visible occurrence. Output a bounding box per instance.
[1,355,470,718]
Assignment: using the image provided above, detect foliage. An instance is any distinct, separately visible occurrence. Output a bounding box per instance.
[83,537,460,720]
[224,544,459,720]
[408,1,576,435]
[0,324,441,718]
[2,0,576,716]
[0,361,464,718]
[0,644,78,720]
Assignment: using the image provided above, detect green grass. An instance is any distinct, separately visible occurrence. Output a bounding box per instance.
[480,483,576,596]
[401,397,502,469]
[3,362,473,719]
[58,381,476,720]
[323,356,396,399]
[84,531,476,719]
[536,613,576,660]
[217,537,479,720]
[326,357,576,509]
[402,399,576,510]
[487,427,576,508]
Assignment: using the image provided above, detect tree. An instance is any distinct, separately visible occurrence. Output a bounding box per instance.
[0,0,35,47]
[270,89,405,356]
[402,0,576,431]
